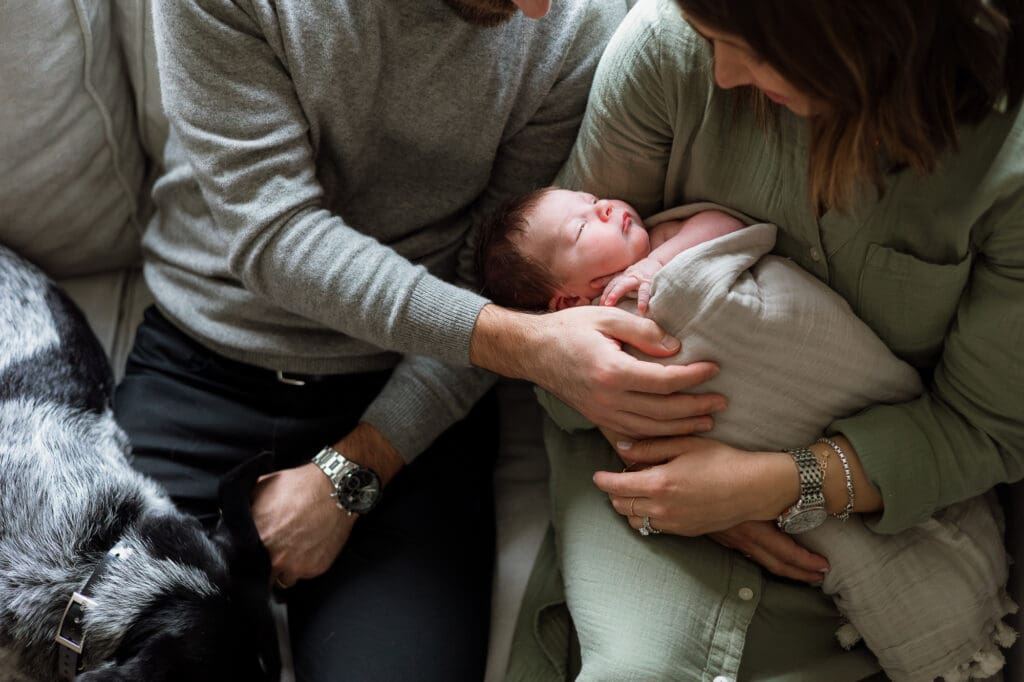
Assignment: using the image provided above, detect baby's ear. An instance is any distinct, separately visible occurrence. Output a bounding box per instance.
[549,294,589,311]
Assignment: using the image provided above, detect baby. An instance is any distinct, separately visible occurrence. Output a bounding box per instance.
[476,187,744,312]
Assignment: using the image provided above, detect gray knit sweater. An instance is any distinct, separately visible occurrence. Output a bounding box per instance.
[148,0,625,458]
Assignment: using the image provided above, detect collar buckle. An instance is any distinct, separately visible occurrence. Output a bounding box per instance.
[56,591,96,655]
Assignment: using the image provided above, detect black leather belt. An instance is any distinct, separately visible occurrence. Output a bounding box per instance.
[55,542,132,680]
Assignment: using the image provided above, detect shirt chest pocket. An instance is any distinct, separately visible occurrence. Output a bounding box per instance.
[857,243,972,367]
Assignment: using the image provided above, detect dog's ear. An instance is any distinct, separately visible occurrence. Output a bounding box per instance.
[75,638,177,682]
[75,632,280,682]
[212,451,275,568]
[209,451,282,681]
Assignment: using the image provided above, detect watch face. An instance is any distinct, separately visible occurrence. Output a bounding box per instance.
[336,468,382,514]
[781,508,828,534]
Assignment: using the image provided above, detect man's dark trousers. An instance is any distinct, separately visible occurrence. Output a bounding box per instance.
[115,307,498,681]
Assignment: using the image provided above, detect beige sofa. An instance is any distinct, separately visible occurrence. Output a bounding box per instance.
[0,2,1018,680]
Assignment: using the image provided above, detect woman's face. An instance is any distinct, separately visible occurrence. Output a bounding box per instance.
[685,15,819,117]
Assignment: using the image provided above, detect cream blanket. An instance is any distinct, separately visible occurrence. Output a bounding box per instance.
[543,203,1016,681]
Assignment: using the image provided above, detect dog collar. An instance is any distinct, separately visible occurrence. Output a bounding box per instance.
[55,541,133,680]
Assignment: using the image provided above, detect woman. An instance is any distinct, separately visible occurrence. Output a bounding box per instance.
[509,0,1024,679]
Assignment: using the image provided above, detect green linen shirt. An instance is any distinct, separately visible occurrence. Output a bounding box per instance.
[558,0,1024,535]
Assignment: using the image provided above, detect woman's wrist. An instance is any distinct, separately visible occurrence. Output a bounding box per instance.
[812,434,882,515]
[754,450,803,520]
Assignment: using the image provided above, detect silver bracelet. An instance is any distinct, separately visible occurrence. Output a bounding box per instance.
[816,437,855,521]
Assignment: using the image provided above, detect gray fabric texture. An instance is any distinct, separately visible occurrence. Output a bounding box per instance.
[148,0,626,459]
[0,0,146,277]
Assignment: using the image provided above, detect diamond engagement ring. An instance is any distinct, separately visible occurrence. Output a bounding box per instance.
[639,515,661,536]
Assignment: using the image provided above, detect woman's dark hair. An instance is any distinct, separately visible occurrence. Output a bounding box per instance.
[475,188,559,310]
[676,0,1024,211]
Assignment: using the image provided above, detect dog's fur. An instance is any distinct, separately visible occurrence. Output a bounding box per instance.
[0,245,280,681]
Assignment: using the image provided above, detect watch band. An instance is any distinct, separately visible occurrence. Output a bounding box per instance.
[777,447,827,534]
[312,445,358,489]
[311,445,382,515]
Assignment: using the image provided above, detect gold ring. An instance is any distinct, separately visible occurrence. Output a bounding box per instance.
[274,576,291,590]
[629,496,637,517]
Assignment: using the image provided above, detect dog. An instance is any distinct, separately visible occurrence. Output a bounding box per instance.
[0,244,280,681]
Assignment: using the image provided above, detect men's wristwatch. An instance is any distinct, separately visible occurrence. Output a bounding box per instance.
[311,445,382,515]
[776,447,827,534]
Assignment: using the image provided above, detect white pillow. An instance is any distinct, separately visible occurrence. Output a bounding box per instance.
[0,0,147,277]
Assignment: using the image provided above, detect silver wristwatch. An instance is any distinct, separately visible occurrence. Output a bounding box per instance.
[777,447,827,534]
[311,445,382,515]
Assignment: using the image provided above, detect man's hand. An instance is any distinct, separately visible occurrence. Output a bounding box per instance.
[470,304,724,437]
[253,422,404,588]
[252,463,353,588]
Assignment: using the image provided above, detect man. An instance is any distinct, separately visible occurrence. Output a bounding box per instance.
[119,0,719,678]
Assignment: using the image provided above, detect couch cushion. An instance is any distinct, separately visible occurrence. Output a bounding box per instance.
[0,0,146,277]
[112,0,168,165]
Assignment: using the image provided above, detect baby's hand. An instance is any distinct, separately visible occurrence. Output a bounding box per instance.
[600,258,663,314]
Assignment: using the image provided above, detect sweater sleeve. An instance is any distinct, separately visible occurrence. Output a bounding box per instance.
[361,3,622,460]
[833,187,1024,533]
[153,1,621,460]
[152,0,485,365]
[361,355,497,461]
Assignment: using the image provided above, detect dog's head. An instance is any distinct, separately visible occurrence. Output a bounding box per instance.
[77,454,281,681]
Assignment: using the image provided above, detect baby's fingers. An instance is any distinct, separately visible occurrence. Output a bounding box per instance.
[637,282,653,314]
[602,277,639,307]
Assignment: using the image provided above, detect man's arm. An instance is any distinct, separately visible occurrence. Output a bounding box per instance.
[247,1,634,581]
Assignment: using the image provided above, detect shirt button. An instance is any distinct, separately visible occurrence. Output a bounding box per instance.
[810,247,822,262]
[738,587,754,601]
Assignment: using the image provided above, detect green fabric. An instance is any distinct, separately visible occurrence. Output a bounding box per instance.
[510,0,1024,678]
[556,0,1024,535]
[507,419,881,682]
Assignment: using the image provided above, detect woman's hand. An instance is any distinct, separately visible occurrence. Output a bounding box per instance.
[710,521,830,584]
[593,432,800,536]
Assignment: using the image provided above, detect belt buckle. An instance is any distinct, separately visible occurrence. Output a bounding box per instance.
[276,370,307,387]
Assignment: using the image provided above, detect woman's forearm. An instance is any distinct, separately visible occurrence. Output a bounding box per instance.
[813,434,883,514]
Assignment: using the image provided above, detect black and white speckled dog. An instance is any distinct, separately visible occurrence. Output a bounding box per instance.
[0,245,280,681]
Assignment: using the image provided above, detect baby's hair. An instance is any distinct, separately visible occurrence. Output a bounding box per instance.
[476,187,559,310]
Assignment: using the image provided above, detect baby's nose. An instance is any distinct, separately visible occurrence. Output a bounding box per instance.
[596,201,613,221]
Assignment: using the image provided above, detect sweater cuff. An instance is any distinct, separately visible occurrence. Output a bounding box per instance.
[401,277,490,367]
[361,388,457,463]
[830,403,942,535]
[361,360,496,462]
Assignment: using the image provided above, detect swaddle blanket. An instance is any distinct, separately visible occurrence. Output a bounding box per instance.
[544,203,1016,681]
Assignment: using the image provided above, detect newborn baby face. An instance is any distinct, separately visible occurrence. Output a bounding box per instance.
[522,189,649,301]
